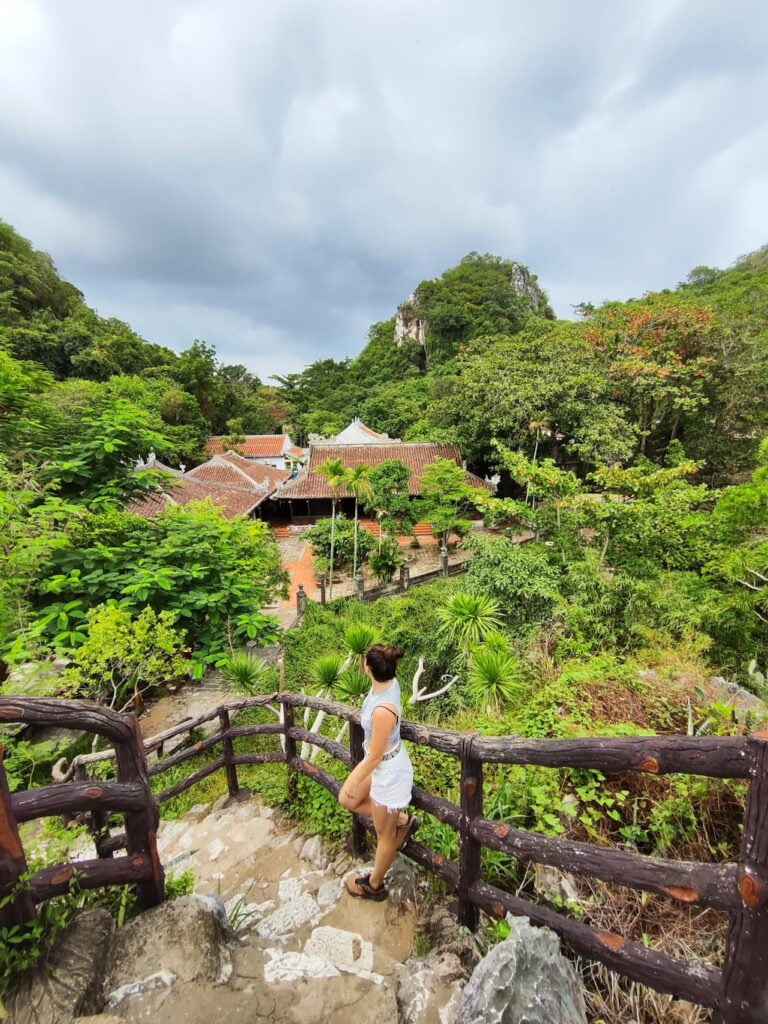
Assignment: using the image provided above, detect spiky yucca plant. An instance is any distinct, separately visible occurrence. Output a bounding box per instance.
[344,623,379,671]
[437,592,503,658]
[310,653,347,694]
[221,652,270,695]
[467,647,524,715]
[335,668,371,704]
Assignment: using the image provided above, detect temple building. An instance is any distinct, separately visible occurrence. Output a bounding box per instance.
[204,433,305,470]
[128,451,290,520]
[271,419,488,524]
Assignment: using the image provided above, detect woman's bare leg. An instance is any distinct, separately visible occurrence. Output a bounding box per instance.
[368,801,400,889]
[339,774,406,826]
[338,774,373,817]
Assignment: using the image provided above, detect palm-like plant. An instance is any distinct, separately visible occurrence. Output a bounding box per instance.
[221,651,270,695]
[437,592,503,658]
[344,623,379,671]
[317,458,348,599]
[302,651,349,760]
[467,647,524,714]
[335,667,371,703]
[310,652,348,693]
[346,463,372,578]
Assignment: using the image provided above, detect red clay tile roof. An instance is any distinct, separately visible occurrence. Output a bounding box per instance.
[204,435,289,458]
[287,446,306,459]
[126,475,266,519]
[186,453,289,493]
[275,443,491,500]
[220,452,292,489]
[359,423,386,439]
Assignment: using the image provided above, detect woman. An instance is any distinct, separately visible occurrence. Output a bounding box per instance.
[338,643,420,900]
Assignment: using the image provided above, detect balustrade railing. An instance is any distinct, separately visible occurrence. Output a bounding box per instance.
[1,693,765,1024]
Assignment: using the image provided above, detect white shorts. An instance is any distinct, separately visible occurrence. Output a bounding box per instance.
[370,745,413,814]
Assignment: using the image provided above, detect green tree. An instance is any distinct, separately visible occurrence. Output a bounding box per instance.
[316,457,348,598]
[346,463,373,577]
[368,536,404,583]
[584,298,716,458]
[305,514,374,574]
[418,458,478,550]
[16,502,285,673]
[430,321,636,469]
[42,399,170,507]
[463,536,561,636]
[366,459,415,547]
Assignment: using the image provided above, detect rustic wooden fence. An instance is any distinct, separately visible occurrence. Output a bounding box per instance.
[0,698,164,924]
[1,693,767,1024]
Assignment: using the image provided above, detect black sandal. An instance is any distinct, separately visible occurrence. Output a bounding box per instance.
[395,813,421,851]
[346,872,388,901]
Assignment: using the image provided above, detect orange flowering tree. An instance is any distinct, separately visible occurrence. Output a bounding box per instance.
[584,298,715,456]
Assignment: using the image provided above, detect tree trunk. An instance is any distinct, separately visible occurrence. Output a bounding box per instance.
[329,499,337,600]
[353,498,359,578]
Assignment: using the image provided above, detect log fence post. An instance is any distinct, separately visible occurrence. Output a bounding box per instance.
[91,808,113,859]
[348,719,368,857]
[0,745,35,927]
[219,708,239,798]
[716,732,768,1024]
[458,734,483,931]
[283,700,298,803]
[115,719,164,910]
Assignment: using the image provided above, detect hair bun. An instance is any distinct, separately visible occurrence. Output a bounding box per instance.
[384,645,404,660]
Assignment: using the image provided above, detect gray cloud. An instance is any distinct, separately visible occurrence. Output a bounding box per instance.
[1,0,767,379]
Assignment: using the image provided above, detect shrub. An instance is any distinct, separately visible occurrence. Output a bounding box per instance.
[368,536,404,582]
[463,535,560,635]
[306,514,374,572]
[437,592,503,656]
[61,605,189,710]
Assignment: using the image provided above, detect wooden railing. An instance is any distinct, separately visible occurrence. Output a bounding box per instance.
[0,698,164,924]
[1,693,767,1024]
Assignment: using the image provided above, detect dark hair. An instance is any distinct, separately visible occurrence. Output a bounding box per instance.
[366,644,404,682]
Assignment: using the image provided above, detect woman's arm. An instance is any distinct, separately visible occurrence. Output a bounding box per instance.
[341,706,397,799]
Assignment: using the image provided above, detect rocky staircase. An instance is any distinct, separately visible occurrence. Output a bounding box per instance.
[10,793,469,1024]
[10,792,589,1024]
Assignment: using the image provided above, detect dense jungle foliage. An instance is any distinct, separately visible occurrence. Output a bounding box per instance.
[2,219,768,1020]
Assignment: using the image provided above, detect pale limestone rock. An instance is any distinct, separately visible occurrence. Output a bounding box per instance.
[397,951,467,1024]
[278,875,306,902]
[207,837,226,861]
[225,896,275,934]
[256,892,320,940]
[106,895,231,994]
[104,970,175,1012]
[300,834,328,870]
[304,925,375,974]
[263,949,340,983]
[532,865,582,906]
[317,879,342,909]
[456,919,586,1024]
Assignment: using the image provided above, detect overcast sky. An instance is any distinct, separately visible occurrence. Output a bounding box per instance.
[2,1,767,380]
